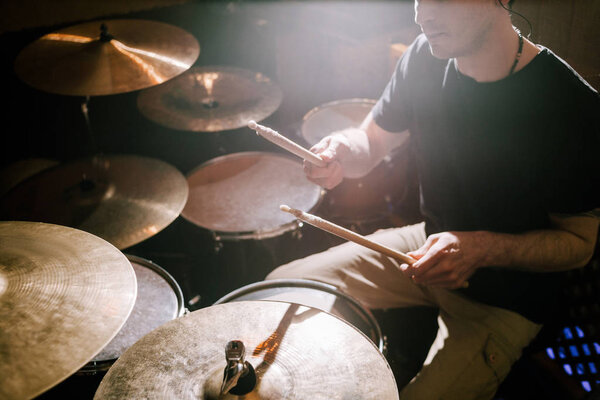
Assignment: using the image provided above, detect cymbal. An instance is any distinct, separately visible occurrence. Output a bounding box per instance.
[137,66,283,132]
[14,19,200,96]
[0,157,58,197]
[94,301,399,399]
[0,221,137,400]
[0,154,189,249]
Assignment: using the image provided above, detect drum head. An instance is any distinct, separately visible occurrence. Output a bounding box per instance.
[214,279,384,353]
[182,152,323,239]
[84,255,184,370]
[301,98,376,146]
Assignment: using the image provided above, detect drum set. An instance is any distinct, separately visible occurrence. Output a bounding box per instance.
[0,16,414,400]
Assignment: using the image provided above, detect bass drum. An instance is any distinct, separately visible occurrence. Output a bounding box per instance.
[300,98,419,231]
[214,278,385,354]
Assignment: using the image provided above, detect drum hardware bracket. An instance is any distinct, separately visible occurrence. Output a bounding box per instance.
[221,340,256,396]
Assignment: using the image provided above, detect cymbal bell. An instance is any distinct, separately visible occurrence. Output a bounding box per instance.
[14,19,200,96]
[0,154,189,250]
[137,66,283,132]
[0,221,137,400]
[94,301,398,399]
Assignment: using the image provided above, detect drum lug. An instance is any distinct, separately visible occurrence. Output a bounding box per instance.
[382,335,389,356]
[292,221,303,240]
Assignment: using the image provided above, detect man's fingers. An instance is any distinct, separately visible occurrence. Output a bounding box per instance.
[310,161,341,180]
[304,161,343,189]
[409,242,447,277]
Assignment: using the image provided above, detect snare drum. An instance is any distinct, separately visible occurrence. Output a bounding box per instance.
[79,255,185,374]
[214,278,385,354]
[301,98,413,227]
[181,151,323,240]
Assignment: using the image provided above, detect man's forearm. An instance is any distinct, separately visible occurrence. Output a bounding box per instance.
[479,215,599,272]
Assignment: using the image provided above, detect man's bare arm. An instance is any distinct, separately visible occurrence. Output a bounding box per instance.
[483,212,599,271]
[405,212,599,288]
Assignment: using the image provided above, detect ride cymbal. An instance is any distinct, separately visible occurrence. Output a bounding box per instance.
[0,154,189,250]
[14,19,200,96]
[137,66,283,132]
[94,301,398,400]
[0,221,136,400]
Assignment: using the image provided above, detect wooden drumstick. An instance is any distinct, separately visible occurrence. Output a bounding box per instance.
[248,120,327,168]
[280,205,415,265]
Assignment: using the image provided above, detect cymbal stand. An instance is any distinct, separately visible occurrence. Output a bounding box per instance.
[77,95,109,197]
[81,95,98,156]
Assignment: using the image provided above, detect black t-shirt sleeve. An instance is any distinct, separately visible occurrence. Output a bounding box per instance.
[372,34,431,133]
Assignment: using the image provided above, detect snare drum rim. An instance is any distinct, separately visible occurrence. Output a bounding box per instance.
[300,98,377,145]
[213,278,384,353]
[182,151,325,240]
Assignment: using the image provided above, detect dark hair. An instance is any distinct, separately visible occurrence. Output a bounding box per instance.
[508,0,515,8]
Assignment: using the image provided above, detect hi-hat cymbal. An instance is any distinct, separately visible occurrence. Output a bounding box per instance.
[137,66,283,132]
[0,154,189,249]
[14,19,200,96]
[0,221,137,400]
[94,301,398,399]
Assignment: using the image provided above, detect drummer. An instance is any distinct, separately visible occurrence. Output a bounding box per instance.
[267,0,599,398]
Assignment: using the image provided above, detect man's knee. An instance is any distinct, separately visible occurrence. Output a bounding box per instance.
[265,263,295,280]
[265,256,316,280]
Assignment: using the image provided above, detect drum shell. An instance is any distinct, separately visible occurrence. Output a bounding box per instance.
[214,278,385,354]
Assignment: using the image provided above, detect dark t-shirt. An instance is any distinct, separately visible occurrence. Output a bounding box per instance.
[372,34,599,323]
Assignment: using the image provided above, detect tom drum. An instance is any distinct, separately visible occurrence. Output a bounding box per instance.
[301,98,415,228]
[78,255,185,374]
[181,151,323,240]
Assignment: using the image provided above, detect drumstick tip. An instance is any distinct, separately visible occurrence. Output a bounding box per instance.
[248,120,258,129]
[279,204,291,212]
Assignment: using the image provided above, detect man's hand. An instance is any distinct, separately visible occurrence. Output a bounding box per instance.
[303,134,351,190]
[303,112,410,190]
[401,231,490,289]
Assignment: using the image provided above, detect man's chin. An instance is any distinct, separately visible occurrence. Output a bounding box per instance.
[428,44,452,60]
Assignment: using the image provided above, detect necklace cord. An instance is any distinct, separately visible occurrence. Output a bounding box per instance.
[508,33,523,76]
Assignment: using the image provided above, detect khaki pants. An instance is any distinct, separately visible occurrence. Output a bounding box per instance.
[266,223,542,400]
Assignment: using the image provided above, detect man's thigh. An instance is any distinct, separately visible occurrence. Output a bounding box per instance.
[400,291,542,400]
[266,223,432,309]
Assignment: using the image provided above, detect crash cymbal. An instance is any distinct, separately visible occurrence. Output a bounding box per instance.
[137,66,283,132]
[94,301,398,399]
[14,19,200,96]
[0,221,137,400]
[0,154,189,249]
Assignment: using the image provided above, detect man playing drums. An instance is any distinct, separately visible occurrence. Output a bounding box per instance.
[267,0,599,398]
